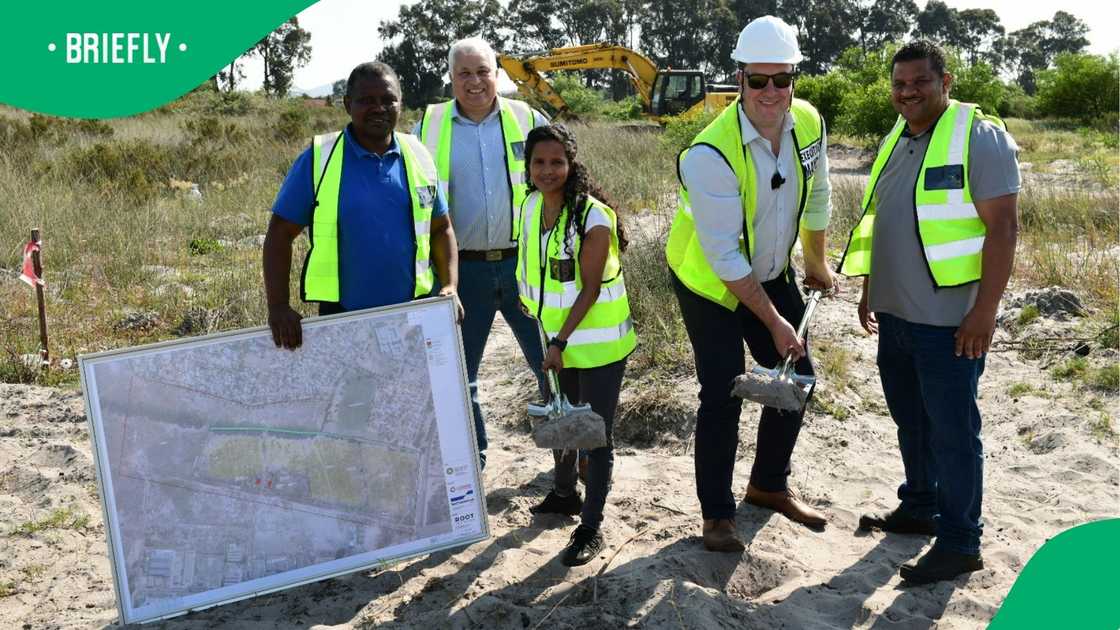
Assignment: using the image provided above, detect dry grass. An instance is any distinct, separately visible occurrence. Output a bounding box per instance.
[9,507,89,537]
[1,97,1117,391]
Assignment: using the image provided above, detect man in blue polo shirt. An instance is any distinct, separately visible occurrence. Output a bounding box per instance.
[263,62,459,349]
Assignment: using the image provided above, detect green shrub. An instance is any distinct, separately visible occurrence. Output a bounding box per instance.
[1036,53,1120,124]
[188,238,223,256]
[10,507,90,536]
[1017,304,1041,326]
[1088,365,1119,391]
[1051,356,1088,381]
[659,109,718,155]
[950,62,1005,117]
[273,106,310,142]
[1,114,115,146]
[795,72,853,130]
[603,95,644,121]
[200,90,259,116]
[837,78,896,138]
[998,84,1037,119]
[60,139,175,200]
[834,44,900,87]
[550,72,610,116]
[183,116,247,145]
[1079,126,1120,150]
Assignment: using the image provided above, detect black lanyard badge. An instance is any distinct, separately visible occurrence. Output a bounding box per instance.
[924,165,965,190]
[550,257,576,282]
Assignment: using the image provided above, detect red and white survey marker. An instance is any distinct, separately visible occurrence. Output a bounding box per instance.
[19,239,44,287]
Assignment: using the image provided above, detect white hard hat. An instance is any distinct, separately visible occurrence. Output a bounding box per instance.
[730,15,802,65]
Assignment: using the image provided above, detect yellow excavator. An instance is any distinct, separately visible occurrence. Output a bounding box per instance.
[497,43,737,122]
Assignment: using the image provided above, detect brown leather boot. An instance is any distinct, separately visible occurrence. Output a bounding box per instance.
[702,518,746,552]
[745,484,827,529]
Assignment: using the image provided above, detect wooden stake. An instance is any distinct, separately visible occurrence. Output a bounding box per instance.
[31,228,49,368]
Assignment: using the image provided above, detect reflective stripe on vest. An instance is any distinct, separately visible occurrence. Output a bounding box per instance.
[516,192,636,369]
[301,130,437,303]
[838,100,999,287]
[420,96,534,241]
[665,97,824,310]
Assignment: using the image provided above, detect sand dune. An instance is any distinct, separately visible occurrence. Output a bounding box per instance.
[0,280,1116,629]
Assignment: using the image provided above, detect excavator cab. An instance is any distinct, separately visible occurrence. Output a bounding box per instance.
[651,70,706,117]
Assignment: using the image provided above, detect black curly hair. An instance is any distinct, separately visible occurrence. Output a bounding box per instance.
[524,124,628,257]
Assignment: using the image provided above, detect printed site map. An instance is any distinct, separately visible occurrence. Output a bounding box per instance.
[81,301,486,624]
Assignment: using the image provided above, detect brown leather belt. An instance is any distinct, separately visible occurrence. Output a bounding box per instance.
[459,247,518,262]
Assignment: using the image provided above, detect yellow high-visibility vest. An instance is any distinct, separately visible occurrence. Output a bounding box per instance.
[666,97,824,310]
[516,192,636,368]
[838,100,1003,287]
[301,130,437,303]
[419,96,534,240]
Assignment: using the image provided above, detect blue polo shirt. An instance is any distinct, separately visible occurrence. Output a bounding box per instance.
[271,126,448,310]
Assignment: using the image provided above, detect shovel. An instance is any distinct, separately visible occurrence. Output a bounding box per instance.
[732,289,822,412]
[527,326,607,450]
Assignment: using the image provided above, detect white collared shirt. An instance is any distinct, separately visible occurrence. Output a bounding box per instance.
[679,105,831,282]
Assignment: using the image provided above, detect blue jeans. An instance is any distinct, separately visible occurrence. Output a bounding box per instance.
[876,312,986,555]
[458,257,547,468]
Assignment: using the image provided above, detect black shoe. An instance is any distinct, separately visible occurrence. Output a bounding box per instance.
[900,546,983,584]
[859,507,936,536]
[530,490,583,516]
[561,525,603,567]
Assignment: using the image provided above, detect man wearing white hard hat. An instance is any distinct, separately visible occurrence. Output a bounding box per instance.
[665,15,834,551]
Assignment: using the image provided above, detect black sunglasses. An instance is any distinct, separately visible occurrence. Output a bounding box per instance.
[745,72,795,90]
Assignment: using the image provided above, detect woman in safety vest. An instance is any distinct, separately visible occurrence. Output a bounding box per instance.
[516,124,637,567]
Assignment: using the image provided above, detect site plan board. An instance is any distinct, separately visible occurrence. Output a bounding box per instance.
[79,297,487,624]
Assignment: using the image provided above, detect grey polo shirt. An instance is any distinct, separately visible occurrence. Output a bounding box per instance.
[867,115,1020,326]
[412,101,548,251]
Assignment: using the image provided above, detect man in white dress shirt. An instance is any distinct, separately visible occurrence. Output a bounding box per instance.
[665,15,835,551]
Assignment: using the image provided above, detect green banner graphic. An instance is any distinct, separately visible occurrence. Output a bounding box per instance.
[0,1,317,118]
[988,518,1120,629]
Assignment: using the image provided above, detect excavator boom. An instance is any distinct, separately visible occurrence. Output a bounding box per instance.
[498,43,736,122]
[498,43,660,116]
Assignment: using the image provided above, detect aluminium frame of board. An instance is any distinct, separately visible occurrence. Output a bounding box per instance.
[78,295,488,624]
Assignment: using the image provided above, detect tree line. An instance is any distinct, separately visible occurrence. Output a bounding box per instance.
[213,18,312,97]
[374,0,1092,108]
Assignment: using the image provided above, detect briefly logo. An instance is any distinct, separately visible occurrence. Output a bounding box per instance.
[799,140,822,177]
[511,141,525,161]
[49,33,185,64]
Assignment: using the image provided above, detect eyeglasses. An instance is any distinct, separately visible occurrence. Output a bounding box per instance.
[745,72,795,90]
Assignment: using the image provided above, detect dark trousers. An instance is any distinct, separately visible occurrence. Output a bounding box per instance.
[877,312,985,555]
[551,357,628,531]
[671,269,814,521]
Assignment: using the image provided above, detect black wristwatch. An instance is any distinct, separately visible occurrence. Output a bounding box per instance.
[548,337,568,351]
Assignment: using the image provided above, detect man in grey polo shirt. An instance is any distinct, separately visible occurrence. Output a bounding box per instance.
[415,37,549,468]
[839,40,1019,584]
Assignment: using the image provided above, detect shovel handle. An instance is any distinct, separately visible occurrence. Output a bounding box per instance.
[777,289,822,380]
[537,323,562,399]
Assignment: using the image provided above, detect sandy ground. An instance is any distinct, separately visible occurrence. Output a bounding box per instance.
[1,266,1117,629]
